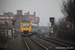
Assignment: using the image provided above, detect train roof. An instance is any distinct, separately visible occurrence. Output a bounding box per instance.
[22,20,30,23]
[21,21,38,26]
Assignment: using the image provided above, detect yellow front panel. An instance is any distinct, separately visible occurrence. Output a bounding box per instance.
[20,22,32,32]
[21,28,31,32]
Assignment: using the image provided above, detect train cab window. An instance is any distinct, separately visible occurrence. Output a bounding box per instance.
[22,23,30,27]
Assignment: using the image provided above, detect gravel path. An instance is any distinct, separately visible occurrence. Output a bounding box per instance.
[9,34,27,50]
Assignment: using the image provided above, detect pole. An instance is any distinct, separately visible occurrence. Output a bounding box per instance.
[72,20,74,30]
[5,15,6,22]
[2,10,8,37]
[68,27,69,30]
[72,23,73,30]
[2,10,6,23]
[7,14,10,29]
[58,25,59,31]
[5,22,8,38]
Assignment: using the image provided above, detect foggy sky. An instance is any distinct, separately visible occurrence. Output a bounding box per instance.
[0,0,65,26]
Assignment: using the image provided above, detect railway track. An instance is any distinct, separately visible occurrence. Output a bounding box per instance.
[23,37,48,50]
[35,34,75,50]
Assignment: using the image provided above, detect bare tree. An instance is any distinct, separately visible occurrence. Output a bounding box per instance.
[61,0,75,30]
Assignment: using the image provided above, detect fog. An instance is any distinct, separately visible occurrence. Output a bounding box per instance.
[0,0,64,26]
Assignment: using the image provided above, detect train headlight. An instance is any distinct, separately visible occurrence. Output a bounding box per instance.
[29,30,31,32]
[22,30,23,32]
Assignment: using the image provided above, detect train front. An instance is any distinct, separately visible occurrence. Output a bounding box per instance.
[20,21,32,36]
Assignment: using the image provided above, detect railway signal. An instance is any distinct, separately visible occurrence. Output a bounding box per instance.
[49,17,54,26]
[12,20,16,25]
[12,21,14,25]
[12,20,16,33]
[49,17,55,34]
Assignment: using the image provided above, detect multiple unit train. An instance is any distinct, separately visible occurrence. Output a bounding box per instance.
[20,21,38,36]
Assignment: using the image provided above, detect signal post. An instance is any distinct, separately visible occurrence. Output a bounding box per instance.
[49,17,55,36]
[5,22,9,37]
[12,20,16,33]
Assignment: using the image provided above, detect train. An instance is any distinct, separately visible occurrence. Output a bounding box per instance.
[20,21,38,36]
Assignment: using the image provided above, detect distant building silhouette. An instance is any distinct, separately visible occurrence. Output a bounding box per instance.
[0,10,39,30]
